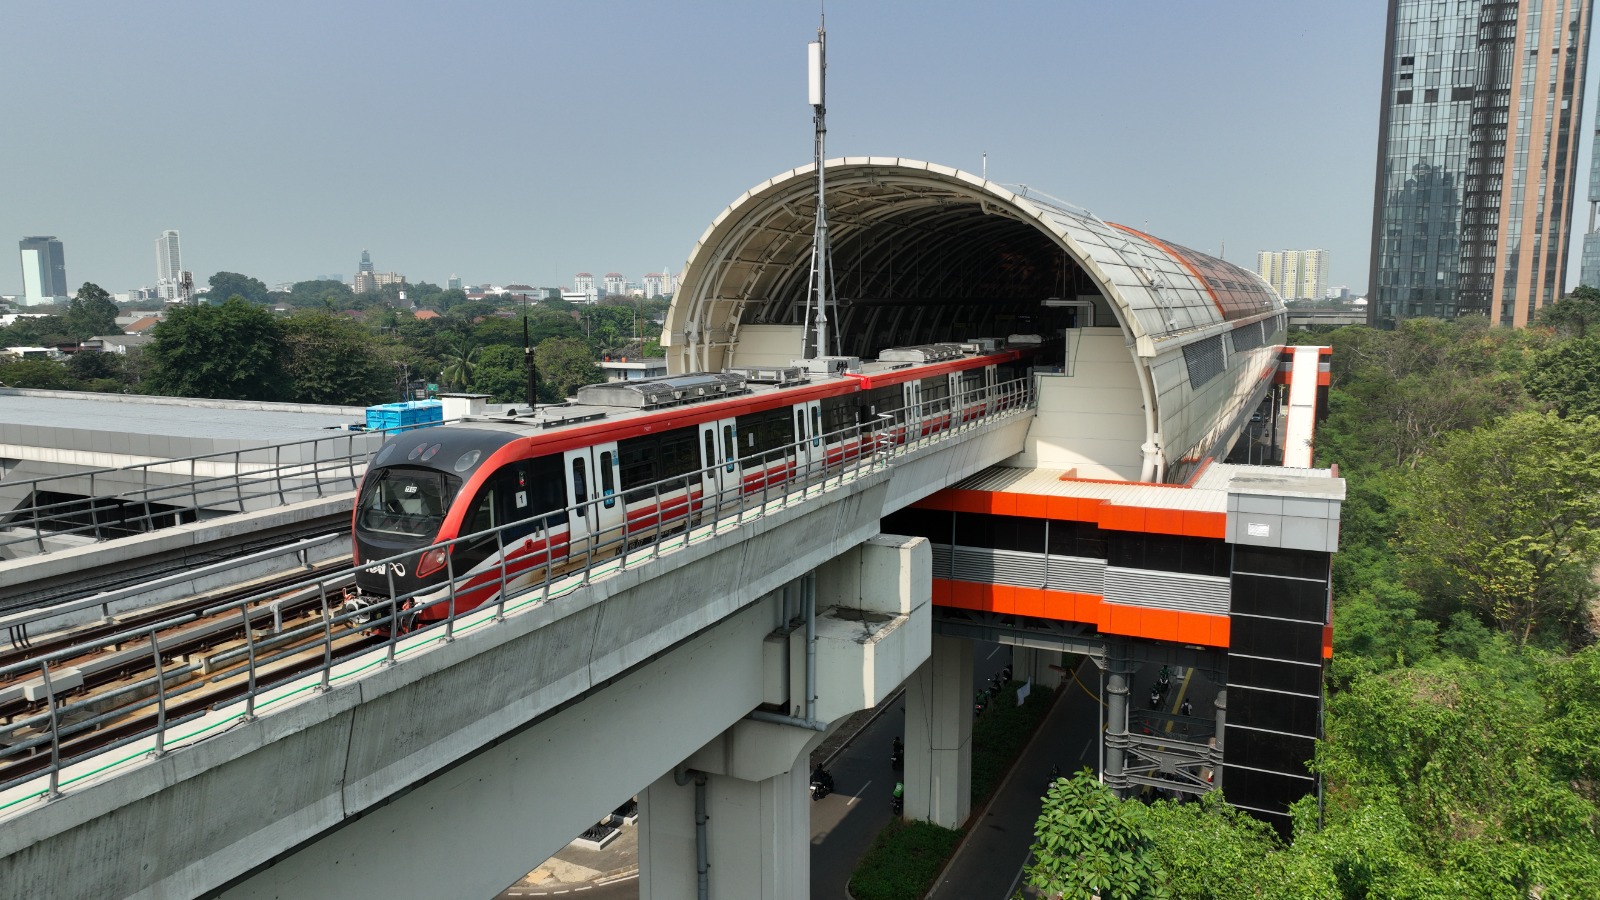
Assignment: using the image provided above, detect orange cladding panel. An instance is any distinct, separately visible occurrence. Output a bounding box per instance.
[1140,608,1181,643]
[1014,493,1048,518]
[1106,604,1141,636]
[1144,508,1184,535]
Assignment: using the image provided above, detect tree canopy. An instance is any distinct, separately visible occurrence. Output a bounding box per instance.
[204,271,271,305]
[63,282,119,339]
[144,297,286,400]
[280,311,394,405]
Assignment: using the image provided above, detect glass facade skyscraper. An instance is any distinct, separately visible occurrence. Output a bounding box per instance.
[155,230,182,300]
[1369,0,1593,328]
[1581,94,1600,287]
[18,236,67,306]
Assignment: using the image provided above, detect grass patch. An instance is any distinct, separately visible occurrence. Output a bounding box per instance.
[847,818,964,900]
[970,679,1063,806]
[847,658,1077,898]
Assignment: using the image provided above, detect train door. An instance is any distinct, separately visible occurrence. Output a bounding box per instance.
[905,381,923,436]
[979,364,998,420]
[698,418,738,511]
[794,400,823,479]
[563,442,623,555]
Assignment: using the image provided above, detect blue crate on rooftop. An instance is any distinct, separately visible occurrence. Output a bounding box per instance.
[366,401,443,434]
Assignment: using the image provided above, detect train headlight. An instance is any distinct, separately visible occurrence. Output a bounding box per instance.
[416,547,450,578]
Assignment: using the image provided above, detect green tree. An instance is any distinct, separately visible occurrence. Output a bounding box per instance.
[533,337,601,401]
[1525,337,1600,419]
[469,344,531,404]
[1539,285,1600,339]
[204,271,271,304]
[66,347,126,384]
[1017,769,1168,900]
[280,311,392,405]
[439,334,480,390]
[0,358,79,389]
[63,282,120,339]
[1397,411,1600,647]
[0,314,68,347]
[284,279,354,308]
[144,297,287,400]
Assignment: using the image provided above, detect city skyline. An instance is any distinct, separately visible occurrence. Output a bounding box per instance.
[5,2,1598,303]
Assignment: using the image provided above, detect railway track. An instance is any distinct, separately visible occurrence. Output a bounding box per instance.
[0,562,380,790]
[0,521,351,616]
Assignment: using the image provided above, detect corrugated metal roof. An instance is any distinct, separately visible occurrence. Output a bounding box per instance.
[0,392,362,442]
[949,461,1338,511]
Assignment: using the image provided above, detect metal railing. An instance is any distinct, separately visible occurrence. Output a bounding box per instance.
[0,377,1036,808]
[0,432,383,556]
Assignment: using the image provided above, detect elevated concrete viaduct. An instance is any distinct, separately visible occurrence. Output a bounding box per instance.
[0,411,1031,900]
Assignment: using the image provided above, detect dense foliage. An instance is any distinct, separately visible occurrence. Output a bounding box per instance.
[1,277,668,406]
[1021,297,1600,897]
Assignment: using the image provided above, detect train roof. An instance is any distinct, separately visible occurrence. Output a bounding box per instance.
[367,342,1029,482]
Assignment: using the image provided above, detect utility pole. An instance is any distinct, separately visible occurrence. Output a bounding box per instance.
[804,16,834,359]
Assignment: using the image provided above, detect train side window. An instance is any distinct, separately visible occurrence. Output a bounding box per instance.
[572,457,589,503]
[530,455,568,530]
[465,486,496,538]
[704,430,717,474]
[660,430,698,481]
[811,406,822,446]
[723,425,736,472]
[795,409,806,446]
[620,435,660,503]
[599,451,617,508]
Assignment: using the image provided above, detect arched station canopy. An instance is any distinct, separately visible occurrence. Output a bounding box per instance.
[663,157,1282,374]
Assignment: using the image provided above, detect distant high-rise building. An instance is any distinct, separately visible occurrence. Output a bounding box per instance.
[18,236,67,306]
[359,249,374,274]
[1256,250,1327,301]
[603,272,626,297]
[447,273,462,291]
[1369,0,1594,328]
[643,272,669,298]
[1581,93,1600,289]
[155,230,182,300]
[574,272,598,304]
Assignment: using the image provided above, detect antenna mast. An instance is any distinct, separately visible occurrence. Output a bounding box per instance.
[804,16,833,359]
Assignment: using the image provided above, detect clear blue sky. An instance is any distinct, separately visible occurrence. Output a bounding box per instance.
[2,1,1589,299]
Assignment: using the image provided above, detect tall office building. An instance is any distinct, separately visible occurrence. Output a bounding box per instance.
[1581,94,1600,287]
[155,230,182,300]
[603,273,626,297]
[18,236,68,306]
[1369,0,1594,328]
[1256,249,1328,301]
[359,249,373,274]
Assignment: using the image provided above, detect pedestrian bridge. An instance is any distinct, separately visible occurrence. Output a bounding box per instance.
[0,395,1033,900]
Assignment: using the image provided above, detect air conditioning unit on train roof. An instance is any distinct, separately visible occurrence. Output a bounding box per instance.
[876,343,965,364]
[729,365,808,386]
[574,372,749,409]
[791,356,861,376]
[963,337,1002,353]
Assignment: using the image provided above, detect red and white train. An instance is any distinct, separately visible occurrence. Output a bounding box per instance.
[348,341,1035,628]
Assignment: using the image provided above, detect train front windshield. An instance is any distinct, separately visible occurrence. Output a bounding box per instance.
[357,467,458,539]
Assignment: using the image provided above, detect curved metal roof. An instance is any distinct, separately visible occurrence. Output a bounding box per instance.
[664,157,1282,372]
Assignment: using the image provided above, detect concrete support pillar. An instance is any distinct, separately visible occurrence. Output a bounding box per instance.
[1104,673,1129,796]
[639,758,811,900]
[1012,645,1066,690]
[904,634,973,828]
